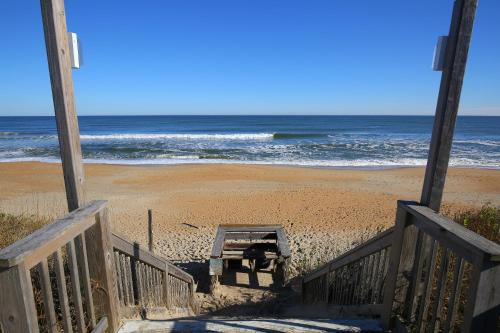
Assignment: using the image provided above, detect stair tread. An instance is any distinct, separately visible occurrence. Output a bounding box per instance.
[119,317,383,332]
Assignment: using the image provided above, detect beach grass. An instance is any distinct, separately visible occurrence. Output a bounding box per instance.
[0,212,50,249]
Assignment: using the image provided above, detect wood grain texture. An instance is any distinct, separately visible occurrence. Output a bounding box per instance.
[0,264,39,333]
[54,249,72,333]
[40,0,85,212]
[421,0,478,211]
[85,208,121,332]
[0,200,107,268]
[37,258,57,333]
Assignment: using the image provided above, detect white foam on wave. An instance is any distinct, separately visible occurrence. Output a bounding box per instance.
[80,133,274,141]
[454,140,500,147]
[2,156,497,169]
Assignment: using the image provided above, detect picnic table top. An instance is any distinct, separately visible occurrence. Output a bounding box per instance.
[211,224,291,259]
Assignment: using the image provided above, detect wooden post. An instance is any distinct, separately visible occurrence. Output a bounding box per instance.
[463,256,500,331]
[148,209,153,253]
[85,208,121,331]
[381,202,410,329]
[40,0,85,212]
[0,264,39,333]
[421,0,478,212]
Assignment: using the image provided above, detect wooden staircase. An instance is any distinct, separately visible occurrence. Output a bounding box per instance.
[0,200,197,333]
[1,199,498,332]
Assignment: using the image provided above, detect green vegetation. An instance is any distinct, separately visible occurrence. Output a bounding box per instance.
[452,205,500,244]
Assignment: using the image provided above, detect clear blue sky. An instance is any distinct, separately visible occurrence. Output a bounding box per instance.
[1,1,499,116]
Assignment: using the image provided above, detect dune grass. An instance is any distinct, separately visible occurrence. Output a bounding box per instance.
[0,212,51,249]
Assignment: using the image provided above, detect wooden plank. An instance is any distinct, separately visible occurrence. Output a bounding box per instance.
[85,208,120,332]
[403,230,425,320]
[0,200,107,268]
[166,262,195,284]
[135,261,143,305]
[404,204,500,262]
[303,227,394,283]
[90,316,108,333]
[224,232,277,240]
[40,0,85,212]
[111,233,166,271]
[125,256,135,305]
[421,0,478,212]
[54,249,72,333]
[381,204,408,329]
[429,248,450,332]
[37,258,57,333]
[0,263,39,332]
[120,254,130,306]
[416,240,438,333]
[75,233,96,327]
[443,257,464,332]
[463,256,500,331]
[67,239,86,332]
[276,227,291,258]
[114,252,124,305]
[163,263,170,309]
[211,227,226,258]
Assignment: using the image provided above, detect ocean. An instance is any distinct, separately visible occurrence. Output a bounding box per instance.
[0,115,498,168]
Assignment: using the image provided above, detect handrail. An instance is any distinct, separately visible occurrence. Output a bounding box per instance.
[301,200,500,332]
[111,233,194,284]
[401,203,500,262]
[384,200,500,332]
[0,200,118,332]
[303,227,394,283]
[111,233,196,315]
[0,200,107,268]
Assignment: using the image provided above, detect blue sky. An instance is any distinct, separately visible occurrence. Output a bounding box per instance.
[0,1,499,116]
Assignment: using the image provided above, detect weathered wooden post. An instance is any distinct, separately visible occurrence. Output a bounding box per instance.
[40,0,85,212]
[421,0,478,212]
[386,0,479,327]
[40,0,120,330]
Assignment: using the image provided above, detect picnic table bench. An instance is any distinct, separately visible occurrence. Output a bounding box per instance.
[209,224,291,292]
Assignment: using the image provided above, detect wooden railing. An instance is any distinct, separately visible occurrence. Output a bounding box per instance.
[111,234,196,317]
[0,200,116,332]
[301,200,500,332]
[0,201,197,333]
[302,227,394,318]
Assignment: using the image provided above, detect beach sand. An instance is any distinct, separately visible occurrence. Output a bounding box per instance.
[0,162,498,276]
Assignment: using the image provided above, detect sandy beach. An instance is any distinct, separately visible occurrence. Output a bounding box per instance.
[0,162,498,275]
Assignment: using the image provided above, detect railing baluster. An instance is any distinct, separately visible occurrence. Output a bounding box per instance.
[76,233,96,327]
[114,252,124,305]
[416,240,437,333]
[67,239,86,332]
[37,258,57,333]
[429,248,450,332]
[125,257,135,305]
[120,254,131,305]
[404,230,425,320]
[443,256,464,332]
[54,249,72,333]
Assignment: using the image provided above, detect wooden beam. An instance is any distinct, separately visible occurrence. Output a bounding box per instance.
[40,0,85,212]
[421,0,478,211]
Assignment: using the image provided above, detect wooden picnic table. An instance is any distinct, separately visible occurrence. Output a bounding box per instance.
[209,224,291,292]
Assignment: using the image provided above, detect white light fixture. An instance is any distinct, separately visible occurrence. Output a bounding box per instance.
[68,32,82,69]
[432,36,448,71]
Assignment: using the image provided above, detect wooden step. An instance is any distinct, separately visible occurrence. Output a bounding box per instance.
[118,317,383,332]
